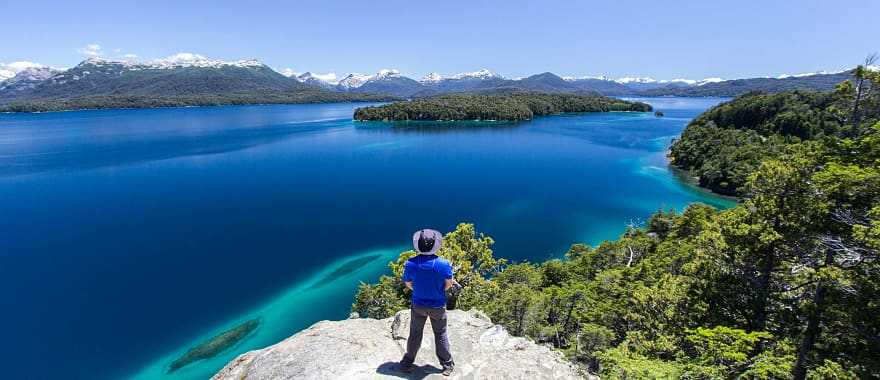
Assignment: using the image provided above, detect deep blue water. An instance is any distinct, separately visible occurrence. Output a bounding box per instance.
[0,98,731,379]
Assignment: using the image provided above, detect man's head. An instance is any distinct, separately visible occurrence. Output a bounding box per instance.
[412,229,442,255]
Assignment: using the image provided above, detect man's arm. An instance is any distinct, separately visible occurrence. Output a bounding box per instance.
[444,260,456,291]
[403,260,414,290]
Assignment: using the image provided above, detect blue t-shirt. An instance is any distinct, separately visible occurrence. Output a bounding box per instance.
[402,254,453,308]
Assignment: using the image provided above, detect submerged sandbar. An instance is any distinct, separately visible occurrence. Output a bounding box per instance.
[168,318,260,373]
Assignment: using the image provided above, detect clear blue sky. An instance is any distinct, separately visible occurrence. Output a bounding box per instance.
[2,0,878,79]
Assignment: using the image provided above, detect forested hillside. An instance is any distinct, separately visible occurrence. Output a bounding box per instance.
[670,65,879,196]
[0,58,391,112]
[353,93,651,122]
[641,71,852,97]
[353,64,880,379]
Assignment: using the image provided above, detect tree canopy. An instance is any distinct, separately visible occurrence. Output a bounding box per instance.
[353,65,880,379]
[352,93,652,122]
[670,66,879,196]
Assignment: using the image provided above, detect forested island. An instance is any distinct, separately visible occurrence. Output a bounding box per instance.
[352,93,652,122]
[353,63,880,379]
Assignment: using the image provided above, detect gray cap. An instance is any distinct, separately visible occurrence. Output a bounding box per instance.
[412,229,442,255]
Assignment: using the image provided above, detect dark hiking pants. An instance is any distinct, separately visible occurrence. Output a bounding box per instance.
[401,305,454,367]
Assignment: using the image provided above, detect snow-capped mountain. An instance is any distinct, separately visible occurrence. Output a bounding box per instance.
[73,55,267,72]
[336,69,401,89]
[0,55,859,108]
[146,53,264,69]
[449,69,501,80]
[294,72,339,89]
[299,72,338,83]
[0,55,311,104]
[419,72,443,84]
[615,77,657,84]
[0,67,62,92]
[345,69,422,97]
[0,69,14,82]
[694,77,724,86]
[775,70,848,79]
[0,61,50,82]
[372,69,401,81]
[337,73,373,90]
[562,75,610,81]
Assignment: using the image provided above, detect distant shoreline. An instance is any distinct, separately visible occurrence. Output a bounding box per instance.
[0,97,392,115]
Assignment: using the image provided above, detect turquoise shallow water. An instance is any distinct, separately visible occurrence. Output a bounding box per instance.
[0,97,732,379]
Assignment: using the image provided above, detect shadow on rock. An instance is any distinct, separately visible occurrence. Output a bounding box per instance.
[376,361,442,379]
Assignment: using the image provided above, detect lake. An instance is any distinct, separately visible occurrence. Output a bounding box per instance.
[0,97,732,379]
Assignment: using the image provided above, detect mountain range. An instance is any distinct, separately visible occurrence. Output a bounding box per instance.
[287,68,852,98]
[0,55,859,112]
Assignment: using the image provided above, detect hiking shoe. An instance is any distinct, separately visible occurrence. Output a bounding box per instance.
[399,362,415,373]
[442,366,454,376]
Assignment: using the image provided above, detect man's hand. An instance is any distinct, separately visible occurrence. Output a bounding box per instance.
[444,278,455,291]
[405,281,413,290]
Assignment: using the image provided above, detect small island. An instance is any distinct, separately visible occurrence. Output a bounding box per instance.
[353,93,652,122]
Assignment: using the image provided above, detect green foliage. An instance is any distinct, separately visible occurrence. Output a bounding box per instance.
[639,71,852,97]
[354,78,880,378]
[739,340,796,379]
[351,275,407,319]
[806,360,859,380]
[596,346,685,380]
[685,326,772,368]
[352,92,652,122]
[669,91,862,196]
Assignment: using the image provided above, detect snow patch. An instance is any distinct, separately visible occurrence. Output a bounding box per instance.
[337,73,372,89]
[659,78,697,85]
[0,61,52,82]
[449,69,500,80]
[280,68,300,77]
[420,72,442,83]
[151,53,264,69]
[296,72,339,85]
[337,69,401,89]
[563,75,609,81]
[615,77,657,84]
[696,77,725,86]
[76,54,266,71]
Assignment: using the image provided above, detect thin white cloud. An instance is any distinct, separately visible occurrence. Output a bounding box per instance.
[0,61,45,81]
[6,61,43,71]
[123,54,138,59]
[158,53,208,65]
[77,43,103,57]
[311,72,338,83]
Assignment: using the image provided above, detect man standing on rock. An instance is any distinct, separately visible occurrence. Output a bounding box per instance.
[399,228,456,376]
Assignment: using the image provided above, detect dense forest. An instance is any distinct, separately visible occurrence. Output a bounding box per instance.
[0,91,392,113]
[353,63,880,379]
[670,65,878,196]
[352,93,652,122]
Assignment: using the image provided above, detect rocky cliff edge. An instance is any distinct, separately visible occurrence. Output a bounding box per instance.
[213,309,582,379]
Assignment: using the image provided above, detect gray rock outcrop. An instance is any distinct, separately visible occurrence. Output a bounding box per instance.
[213,309,582,379]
